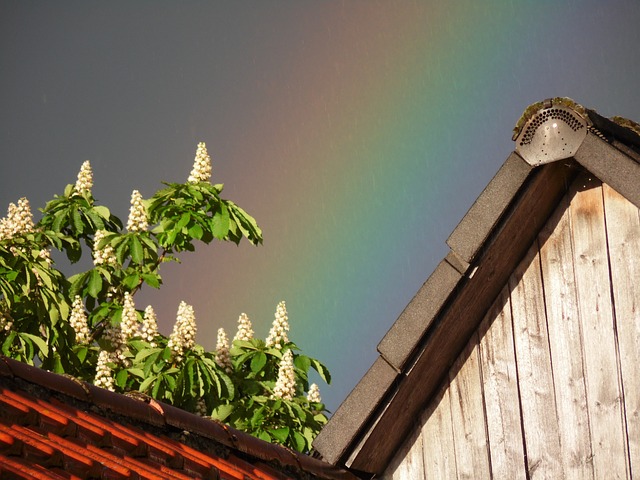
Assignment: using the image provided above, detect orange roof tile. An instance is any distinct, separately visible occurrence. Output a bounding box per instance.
[0,356,358,480]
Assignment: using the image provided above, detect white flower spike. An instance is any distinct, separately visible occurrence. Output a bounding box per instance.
[94,350,116,391]
[215,328,232,373]
[273,349,296,400]
[168,301,197,361]
[265,301,290,349]
[74,160,93,194]
[307,383,322,403]
[187,142,212,184]
[0,198,34,241]
[69,295,90,344]
[126,190,148,232]
[140,305,159,347]
[233,313,254,342]
[93,230,117,266]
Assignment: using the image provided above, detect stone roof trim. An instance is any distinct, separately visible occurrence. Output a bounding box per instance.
[446,151,532,264]
[376,259,463,371]
[0,356,358,480]
[313,98,640,475]
[312,357,398,466]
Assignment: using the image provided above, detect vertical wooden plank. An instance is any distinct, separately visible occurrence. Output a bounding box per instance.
[383,430,426,480]
[603,183,640,476]
[421,386,458,479]
[570,178,630,479]
[478,287,527,479]
[538,193,594,479]
[448,334,491,479]
[509,243,563,478]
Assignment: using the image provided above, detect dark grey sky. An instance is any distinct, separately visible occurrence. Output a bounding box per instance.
[2,1,640,412]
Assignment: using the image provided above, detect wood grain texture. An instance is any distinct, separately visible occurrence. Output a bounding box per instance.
[421,387,458,479]
[602,183,640,475]
[569,177,630,479]
[382,429,426,480]
[538,193,594,479]
[509,244,563,479]
[448,334,491,479]
[478,287,527,479]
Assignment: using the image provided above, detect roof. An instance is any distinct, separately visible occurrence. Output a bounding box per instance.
[312,98,640,475]
[0,355,357,480]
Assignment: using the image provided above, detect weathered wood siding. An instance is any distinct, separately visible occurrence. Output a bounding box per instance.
[383,176,640,479]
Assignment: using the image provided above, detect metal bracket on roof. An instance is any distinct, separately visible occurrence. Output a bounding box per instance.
[515,104,588,166]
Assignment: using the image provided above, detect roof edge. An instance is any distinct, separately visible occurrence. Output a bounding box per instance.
[0,356,358,480]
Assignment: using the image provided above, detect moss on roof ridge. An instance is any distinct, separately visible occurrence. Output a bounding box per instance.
[610,116,640,137]
[512,97,586,140]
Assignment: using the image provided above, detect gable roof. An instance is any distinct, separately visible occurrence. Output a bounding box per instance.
[312,98,640,475]
[0,355,357,480]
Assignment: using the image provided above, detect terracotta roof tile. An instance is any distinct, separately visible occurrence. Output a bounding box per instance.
[0,356,358,479]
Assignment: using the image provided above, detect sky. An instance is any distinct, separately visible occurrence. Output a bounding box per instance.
[2,1,640,412]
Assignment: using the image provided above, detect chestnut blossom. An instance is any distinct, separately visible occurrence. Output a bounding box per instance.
[233,313,254,342]
[0,314,13,332]
[126,190,148,232]
[215,328,232,373]
[74,160,93,194]
[273,349,296,400]
[104,293,138,365]
[140,305,159,347]
[265,301,289,349]
[94,350,116,391]
[187,142,212,184]
[38,248,53,267]
[0,198,34,241]
[168,301,197,361]
[307,383,321,403]
[195,399,208,417]
[92,230,117,266]
[120,293,138,343]
[69,295,90,344]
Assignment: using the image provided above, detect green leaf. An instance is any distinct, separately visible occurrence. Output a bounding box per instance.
[250,352,267,373]
[212,203,230,240]
[139,375,156,393]
[93,205,111,219]
[71,209,84,234]
[115,239,129,265]
[292,431,307,452]
[176,212,191,232]
[257,430,271,443]
[268,427,290,444]
[311,359,332,384]
[130,235,143,264]
[141,273,160,289]
[87,269,102,298]
[211,404,235,422]
[188,224,203,240]
[115,369,129,388]
[51,211,68,233]
[294,355,311,375]
[19,333,49,358]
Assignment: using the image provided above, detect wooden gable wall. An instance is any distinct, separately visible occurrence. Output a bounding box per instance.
[382,173,640,479]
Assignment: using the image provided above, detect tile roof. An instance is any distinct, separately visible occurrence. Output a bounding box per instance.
[0,356,358,480]
[312,98,640,475]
